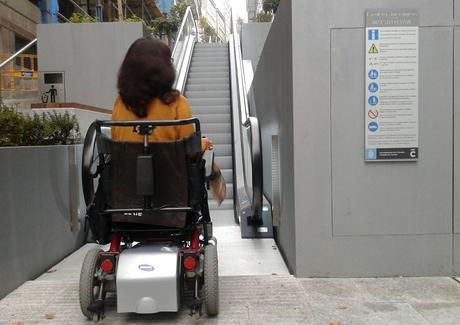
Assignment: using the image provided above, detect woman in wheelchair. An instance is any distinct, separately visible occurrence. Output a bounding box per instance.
[79,37,218,320]
[112,37,212,150]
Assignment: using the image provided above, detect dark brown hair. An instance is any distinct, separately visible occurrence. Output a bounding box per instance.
[117,37,179,117]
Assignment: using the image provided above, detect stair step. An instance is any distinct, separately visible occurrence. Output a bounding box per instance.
[194,46,228,51]
[212,144,233,157]
[188,71,229,79]
[190,60,229,68]
[186,90,230,99]
[187,78,229,85]
[195,42,228,47]
[191,113,231,124]
[215,156,233,169]
[191,56,229,62]
[208,198,234,210]
[186,83,230,92]
[201,133,231,144]
[208,183,233,199]
[189,66,229,73]
[192,51,228,61]
[218,168,233,181]
[191,105,230,114]
[188,98,230,106]
[192,51,228,57]
[201,123,231,134]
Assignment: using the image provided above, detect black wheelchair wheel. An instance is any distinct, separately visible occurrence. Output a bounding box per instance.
[82,122,99,207]
[79,247,102,320]
[203,244,219,316]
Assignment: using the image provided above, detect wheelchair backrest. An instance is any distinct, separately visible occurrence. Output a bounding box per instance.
[84,119,204,228]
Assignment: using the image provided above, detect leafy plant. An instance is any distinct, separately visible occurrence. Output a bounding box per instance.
[68,12,97,23]
[126,15,156,33]
[199,16,218,42]
[170,0,193,21]
[262,0,280,14]
[44,111,81,145]
[256,12,273,22]
[0,101,25,146]
[152,16,179,40]
[0,100,81,146]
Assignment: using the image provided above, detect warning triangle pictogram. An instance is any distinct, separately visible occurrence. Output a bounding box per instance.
[369,43,379,54]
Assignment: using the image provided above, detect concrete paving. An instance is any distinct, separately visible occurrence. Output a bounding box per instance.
[1,224,460,324]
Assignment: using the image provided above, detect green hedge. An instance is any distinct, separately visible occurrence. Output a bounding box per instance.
[0,101,81,146]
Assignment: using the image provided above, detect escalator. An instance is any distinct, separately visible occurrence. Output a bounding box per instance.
[184,43,234,214]
[172,7,273,238]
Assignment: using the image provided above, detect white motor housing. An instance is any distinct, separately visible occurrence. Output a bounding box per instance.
[116,243,180,313]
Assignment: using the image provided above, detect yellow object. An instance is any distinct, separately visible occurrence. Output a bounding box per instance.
[368,43,379,54]
[111,95,194,142]
[0,53,38,92]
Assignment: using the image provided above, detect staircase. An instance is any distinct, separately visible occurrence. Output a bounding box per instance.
[185,43,234,213]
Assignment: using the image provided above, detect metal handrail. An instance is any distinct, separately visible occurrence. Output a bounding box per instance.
[0,39,37,69]
[172,6,198,92]
[229,13,263,223]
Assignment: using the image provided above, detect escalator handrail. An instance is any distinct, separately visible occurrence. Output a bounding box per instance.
[244,117,263,220]
[172,6,197,92]
[230,26,263,221]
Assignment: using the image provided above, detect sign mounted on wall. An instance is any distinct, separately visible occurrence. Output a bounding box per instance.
[365,9,419,161]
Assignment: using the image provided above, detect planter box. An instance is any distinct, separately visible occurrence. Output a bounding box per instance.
[31,103,112,136]
[0,145,86,299]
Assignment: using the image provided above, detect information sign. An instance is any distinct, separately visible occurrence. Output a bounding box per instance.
[365,9,419,161]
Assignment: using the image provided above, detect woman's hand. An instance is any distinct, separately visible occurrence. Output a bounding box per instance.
[201,137,213,152]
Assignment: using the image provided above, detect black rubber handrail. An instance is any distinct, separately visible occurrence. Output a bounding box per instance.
[229,25,264,223]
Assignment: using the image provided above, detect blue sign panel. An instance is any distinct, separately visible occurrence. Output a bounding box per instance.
[368,82,379,93]
[368,96,379,106]
[368,122,379,132]
[368,69,379,80]
[368,29,379,40]
[365,149,377,160]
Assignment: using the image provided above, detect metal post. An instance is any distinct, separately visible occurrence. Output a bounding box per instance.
[141,0,144,21]
[48,0,59,24]
[117,0,123,20]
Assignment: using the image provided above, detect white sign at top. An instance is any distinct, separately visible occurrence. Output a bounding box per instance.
[365,9,419,161]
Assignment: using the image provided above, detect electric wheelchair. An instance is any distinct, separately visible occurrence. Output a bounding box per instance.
[79,118,218,321]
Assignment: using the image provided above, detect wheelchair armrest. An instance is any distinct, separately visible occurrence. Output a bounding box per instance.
[203,150,214,179]
[101,126,112,139]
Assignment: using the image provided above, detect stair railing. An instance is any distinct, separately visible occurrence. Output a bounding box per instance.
[0,39,37,69]
[172,7,198,93]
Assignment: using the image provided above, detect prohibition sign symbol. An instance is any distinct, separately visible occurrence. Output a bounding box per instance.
[368,109,379,119]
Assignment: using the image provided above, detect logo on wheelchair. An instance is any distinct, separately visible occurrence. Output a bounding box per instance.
[138,264,155,272]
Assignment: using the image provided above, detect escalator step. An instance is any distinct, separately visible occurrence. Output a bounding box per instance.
[186,90,230,99]
[201,123,231,134]
[186,84,230,92]
[188,98,231,106]
[215,156,233,169]
[187,78,229,85]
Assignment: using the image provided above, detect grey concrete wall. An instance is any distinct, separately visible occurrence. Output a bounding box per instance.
[241,23,271,71]
[254,0,460,276]
[37,22,147,110]
[455,5,460,274]
[251,0,295,273]
[0,145,86,298]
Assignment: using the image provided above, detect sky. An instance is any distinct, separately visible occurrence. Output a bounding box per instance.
[231,0,248,21]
